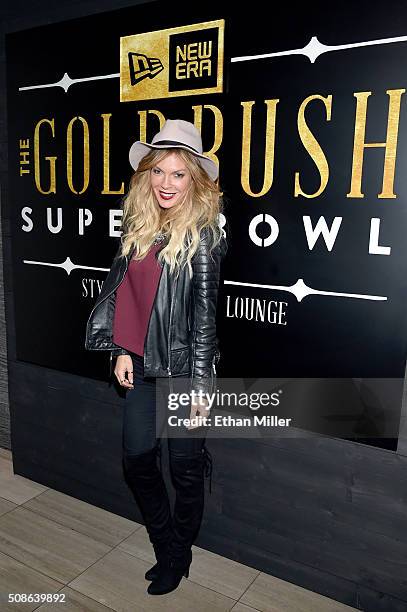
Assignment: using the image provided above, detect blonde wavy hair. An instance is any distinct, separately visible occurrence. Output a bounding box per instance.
[119,147,224,277]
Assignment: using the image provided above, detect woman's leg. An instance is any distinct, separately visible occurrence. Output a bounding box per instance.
[147,389,212,595]
[168,435,207,560]
[122,353,172,576]
[122,352,157,457]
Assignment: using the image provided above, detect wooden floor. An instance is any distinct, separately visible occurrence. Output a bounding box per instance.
[0,448,357,611]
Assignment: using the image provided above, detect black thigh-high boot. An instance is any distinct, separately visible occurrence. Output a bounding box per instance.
[123,443,173,582]
[147,445,208,596]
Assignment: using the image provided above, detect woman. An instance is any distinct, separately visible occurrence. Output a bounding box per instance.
[85,119,228,596]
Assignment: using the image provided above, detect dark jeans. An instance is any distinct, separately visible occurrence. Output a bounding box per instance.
[121,352,213,558]
[122,352,208,460]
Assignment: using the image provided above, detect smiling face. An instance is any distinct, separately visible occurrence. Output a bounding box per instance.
[150,151,192,209]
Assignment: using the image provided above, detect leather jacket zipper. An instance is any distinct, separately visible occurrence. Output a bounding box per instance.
[211,353,216,394]
[167,273,179,386]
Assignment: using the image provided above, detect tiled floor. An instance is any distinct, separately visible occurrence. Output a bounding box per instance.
[0,448,357,611]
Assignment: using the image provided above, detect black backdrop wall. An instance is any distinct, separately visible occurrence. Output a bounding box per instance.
[2,1,407,610]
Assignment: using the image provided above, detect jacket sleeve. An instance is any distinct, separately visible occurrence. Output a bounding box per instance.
[109,244,131,366]
[85,239,131,381]
[190,228,227,396]
[111,347,131,357]
[109,347,131,382]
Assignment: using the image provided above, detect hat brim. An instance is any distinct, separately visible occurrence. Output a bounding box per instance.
[129,141,219,181]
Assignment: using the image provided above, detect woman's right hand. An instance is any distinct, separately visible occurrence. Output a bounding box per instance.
[114,355,134,389]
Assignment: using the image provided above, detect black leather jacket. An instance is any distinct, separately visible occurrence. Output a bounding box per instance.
[84,227,228,394]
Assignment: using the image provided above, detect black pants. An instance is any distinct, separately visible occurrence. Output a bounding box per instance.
[122,352,209,459]
[122,352,213,558]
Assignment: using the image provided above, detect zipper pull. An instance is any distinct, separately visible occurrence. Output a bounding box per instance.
[109,352,114,379]
[167,366,174,394]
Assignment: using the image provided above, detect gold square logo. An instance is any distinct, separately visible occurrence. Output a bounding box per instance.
[120,19,224,102]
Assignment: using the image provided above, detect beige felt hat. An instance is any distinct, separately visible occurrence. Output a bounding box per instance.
[129,119,218,181]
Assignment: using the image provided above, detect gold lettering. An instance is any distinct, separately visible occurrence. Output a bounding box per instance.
[176,45,187,62]
[199,41,212,59]
[200,59,211,77]
[188,61,199,78]
[66,116,89,195]
[347,89,405,199]
[19,139,30,176]
[241,100,278,197]
[176,63,186,79]
[101,114,124,195]
[138,110,166,144]
[294,94,332,198]
[193,104,223,180]
[188,43,198,60]
[34,118,56,194]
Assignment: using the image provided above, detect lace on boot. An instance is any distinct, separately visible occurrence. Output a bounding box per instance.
[202,444,213,494]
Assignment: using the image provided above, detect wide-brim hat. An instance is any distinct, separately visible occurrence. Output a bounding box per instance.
[129,119,219,181]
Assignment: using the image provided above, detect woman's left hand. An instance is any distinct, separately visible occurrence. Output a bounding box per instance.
[187,398,211,430]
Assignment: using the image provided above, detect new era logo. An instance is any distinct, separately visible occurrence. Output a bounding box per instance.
[128,52,164,85]
[120,19,224,102]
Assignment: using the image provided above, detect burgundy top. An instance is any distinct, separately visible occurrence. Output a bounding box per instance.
[112,244,162,357]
